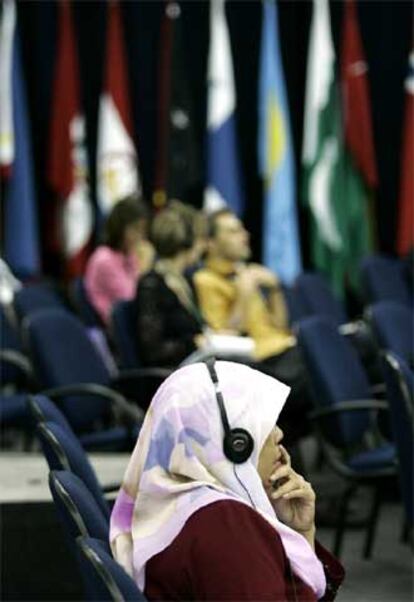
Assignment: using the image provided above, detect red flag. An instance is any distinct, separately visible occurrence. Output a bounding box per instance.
[48,0,92,278]
[397,50,414,256]
[96,0,140,214]
[340,0,378,189]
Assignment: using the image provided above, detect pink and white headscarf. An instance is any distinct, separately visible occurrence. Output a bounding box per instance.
[110,361,326,598]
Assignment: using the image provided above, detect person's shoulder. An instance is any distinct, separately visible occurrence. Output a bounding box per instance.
[186,499,283,549]
[193,265,222,286]
[137,270,165,291]
[193,499,255,524]
[88,246,119,267]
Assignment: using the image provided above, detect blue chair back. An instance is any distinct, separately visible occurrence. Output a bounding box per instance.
[382,353,413,526]
[77,537,147,601]
[297,316,373,447]
[280,284,309,326]
[24,309,111,431]
[37,421,110,519]
[360,255,412,307]
[294,272,347,326]
[14,283,64,321]
[28,394,73,432]
[1,305,21,351]
[49,470,109,542]
[70,277,103,328]
[111,300,140,369]
[369,301,413,365]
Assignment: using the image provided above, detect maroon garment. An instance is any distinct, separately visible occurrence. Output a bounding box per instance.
[145,500,344,601]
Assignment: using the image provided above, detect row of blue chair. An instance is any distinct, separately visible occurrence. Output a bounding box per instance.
[1,300,171,450]
[287,255,412,329]
[296,306,413,557]
[50,470,145,600]
[24,393,145,599]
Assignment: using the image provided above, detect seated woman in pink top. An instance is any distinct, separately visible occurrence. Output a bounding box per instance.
[84,197,149,325]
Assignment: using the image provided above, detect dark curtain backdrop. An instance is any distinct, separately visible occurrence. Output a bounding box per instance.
[15,0,413,276]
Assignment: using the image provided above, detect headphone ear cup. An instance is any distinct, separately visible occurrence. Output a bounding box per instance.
[223,428,254,464]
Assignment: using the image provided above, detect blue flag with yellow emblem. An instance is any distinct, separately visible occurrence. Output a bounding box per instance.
[258,0,301,284]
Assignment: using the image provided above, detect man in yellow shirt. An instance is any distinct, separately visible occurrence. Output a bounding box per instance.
[194,209,311,443]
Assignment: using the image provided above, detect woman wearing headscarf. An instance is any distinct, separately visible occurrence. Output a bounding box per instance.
[110,361,344,601]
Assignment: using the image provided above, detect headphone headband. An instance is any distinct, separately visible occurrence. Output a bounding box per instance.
[205,359,254,464]
[205,358,231,435]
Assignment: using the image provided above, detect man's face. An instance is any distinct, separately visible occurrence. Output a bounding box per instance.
[210,213,251,262]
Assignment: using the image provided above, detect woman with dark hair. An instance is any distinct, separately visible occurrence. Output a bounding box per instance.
[84,196,149,324]
[134,206,206,367]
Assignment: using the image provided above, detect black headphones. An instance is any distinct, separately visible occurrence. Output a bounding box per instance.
[205,358,254,464]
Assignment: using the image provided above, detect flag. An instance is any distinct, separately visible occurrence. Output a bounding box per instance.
[97,0,141,215]
[396,49,414,256]
[302,0,346,296]
[204,0,244,215]
[48,0,92,279]
[340,0,377,288]
[258,0,302,284]
[302,0,375,297]
[153,1,200,209]
[0,0,14,179]
[0,0,40,278]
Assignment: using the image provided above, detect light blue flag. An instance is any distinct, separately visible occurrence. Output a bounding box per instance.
[3,3,40,278]
[204,0,244,216]
[258,0,301,284]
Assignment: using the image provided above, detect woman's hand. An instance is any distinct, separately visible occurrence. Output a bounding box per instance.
[265,446,316,546]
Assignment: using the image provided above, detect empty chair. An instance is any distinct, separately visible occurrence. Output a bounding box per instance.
[111,299,140,370]
[382,353,413,534]
[14,282,64,322]
[49,470,110,600]
[37,421,111,519]
[297,315,397,558]
[25,307,165,416]
[292,272,381,384]
[368,301,413,365]
[24,308,142,449]
[360,255,412,307]
[280,283,309,327]
[28,394,73,432]
[77,537,147,601]
[49,470,109,543]
[294,272,347,326]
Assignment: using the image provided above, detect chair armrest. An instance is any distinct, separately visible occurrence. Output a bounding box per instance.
[41,383,144,423]
[309,399,389,420]
[371,382,386,396]
[111,368,171,409]
[113,367,172,383]
[180,349,215,366]
[179,348,255,367]
[0,349,33,379]
[338,320,363,336]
